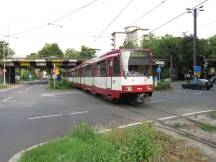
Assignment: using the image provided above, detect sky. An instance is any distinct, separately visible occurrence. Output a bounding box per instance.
[0,0,216,57]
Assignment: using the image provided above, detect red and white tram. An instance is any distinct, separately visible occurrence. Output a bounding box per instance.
[70,48,154,104]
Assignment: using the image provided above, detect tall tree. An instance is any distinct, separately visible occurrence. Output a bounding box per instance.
[80,46,96,59]
[206,35,216,58]
[38,43,63,58]
[64,48,80,59]
[26,52,38,59]
[0,41,15,65]
[122,41,137,49]
[141,33,160,57]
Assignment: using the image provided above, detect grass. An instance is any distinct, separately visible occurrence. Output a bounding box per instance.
[209,111,216,119]
[155,80,171,91]
[48,78,73,90]
[0,84,9,90]
[200,123,216,132]
[174,122,186,128]
[18,123,208,162]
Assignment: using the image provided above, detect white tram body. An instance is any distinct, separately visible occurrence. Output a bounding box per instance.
[70,49,154,104]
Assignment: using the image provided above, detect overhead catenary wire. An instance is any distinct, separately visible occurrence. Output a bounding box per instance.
[130,0,168,25]
[92,0,134,45]
[10,0,101,36]
[132,0,208,43]
[50,0,100,23]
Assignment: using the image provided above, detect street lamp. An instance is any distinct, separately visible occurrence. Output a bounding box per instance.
[186,6,204,78]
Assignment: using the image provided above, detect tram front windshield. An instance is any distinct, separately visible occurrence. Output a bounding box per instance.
[122,50,151,77]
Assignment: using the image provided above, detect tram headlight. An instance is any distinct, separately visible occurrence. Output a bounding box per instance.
[126,86,132,91]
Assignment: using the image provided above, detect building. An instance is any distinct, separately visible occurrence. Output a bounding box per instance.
[111,26,149,49]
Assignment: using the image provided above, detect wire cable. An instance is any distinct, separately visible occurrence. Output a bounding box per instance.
[130,0,168,25]
[10,0,101,36]
[50,0,100,23]
[92,0,134,44]
[132,0,208,43]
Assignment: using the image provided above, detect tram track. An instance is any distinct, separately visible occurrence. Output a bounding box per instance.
[116,103,216,149]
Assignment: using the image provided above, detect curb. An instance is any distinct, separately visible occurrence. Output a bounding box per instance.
[0,84,24,92]
[8,142,48,162]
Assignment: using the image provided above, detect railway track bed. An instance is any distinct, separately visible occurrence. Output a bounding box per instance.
[158,111,216,149]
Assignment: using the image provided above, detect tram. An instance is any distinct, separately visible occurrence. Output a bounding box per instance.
[70,48,154,104]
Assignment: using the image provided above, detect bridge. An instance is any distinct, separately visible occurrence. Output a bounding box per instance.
[0,58,81,83]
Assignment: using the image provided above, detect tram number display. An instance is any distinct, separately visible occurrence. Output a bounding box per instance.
[130,51,148,57]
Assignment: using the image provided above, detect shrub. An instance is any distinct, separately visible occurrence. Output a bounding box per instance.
[155,80,171,90]
[48,78,73,89]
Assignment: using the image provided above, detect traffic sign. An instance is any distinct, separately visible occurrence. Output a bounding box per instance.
[3,69,7,73]
[156,66,161,73]
[194,66,201,72]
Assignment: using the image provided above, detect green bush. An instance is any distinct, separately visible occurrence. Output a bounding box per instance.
[155,80,171,90]
[48,78,73,89]
[19,123,159,162]
[106,124,159,162]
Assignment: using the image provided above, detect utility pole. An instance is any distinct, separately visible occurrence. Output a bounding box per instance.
[193,8,197,73]
[3,42,6,85]
[186,6,204,78]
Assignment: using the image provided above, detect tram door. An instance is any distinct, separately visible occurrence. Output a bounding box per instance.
[106,59,112,89]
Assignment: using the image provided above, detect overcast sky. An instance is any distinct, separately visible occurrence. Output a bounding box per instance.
[0,0,216,57]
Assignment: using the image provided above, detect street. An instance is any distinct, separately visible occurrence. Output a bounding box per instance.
[0,81,216,162]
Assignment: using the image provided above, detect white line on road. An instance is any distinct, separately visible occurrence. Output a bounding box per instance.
[28,114,64,120]
[158,116,177,121]
[183,110,215,116]
[68,111,88,115]
[193,91,204,95]
[28,111,89,120]
[148,100,165,104]
[176,90,184,93]
[41,91,81,97]
[157,110,215,121]
[2,96,12,102]
[118,122,143,128]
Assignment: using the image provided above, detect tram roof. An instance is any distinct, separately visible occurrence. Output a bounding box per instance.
[73,48,152,70]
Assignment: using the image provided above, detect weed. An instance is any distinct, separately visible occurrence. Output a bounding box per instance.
[174,122,185,128]
[209,111,216,119]
[200,123,216,132]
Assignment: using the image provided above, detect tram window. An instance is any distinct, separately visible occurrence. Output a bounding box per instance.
[100,61,106,77]
[113,57,120,76]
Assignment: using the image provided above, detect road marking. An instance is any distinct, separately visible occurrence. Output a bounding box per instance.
[68,111,88,115]
[28,114,64,120]
[157,110,215,121]
[183,110,215,116]
[193,91,204,95]
[41,91,81,97]
[158,116,177,121]
[18,91,24,94]
[28,111,88,120]
[2,96,12,102]
[149,100,165,104]
[118,122,143,128]
[176,90,184,93]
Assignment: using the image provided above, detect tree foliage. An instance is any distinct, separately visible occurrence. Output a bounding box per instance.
[141,34,216,78]
[80,46,96,59]
[64,48,80,59]
[122,41,137,49]
[0,41,15,61]
[38,43,64,58]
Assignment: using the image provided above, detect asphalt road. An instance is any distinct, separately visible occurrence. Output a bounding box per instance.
[0,81,216,162]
